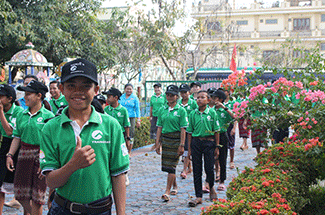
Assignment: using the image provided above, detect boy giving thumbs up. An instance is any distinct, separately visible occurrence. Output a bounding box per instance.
[40,58,129,215]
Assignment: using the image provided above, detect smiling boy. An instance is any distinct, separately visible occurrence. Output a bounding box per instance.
[40,58,129,215]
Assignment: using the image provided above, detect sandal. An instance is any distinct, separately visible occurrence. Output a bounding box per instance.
[215,176,220,182]
[161,194,170,202]
[230,162,235,169]
[170,189,178,195]
[180,172,187,179]
[217,184,226,191]
[188,198,202,207]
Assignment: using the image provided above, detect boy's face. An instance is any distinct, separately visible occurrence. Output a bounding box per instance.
[60,77,99,111]
[49,83,61,99]
[24,91,41,108]
[154,86,161,95]
[190,85,201,94]
[211,96,222,104]
[180,91,189,99]
[0,95,12,107]
[166,93,177,104]
[196,92,210,107]
[106,94,118,105]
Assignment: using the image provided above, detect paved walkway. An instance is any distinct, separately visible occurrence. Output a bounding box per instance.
[3,131,256,214]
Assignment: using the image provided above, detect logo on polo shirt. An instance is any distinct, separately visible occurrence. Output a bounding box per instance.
[39,150,46,163]
[92,130,103,140]
[174,111,178,116]
[121,143,128,157]
[221,113,225,118]
[207,116,211,121]
[117,112,121,117]
[37,117,43,123]
[60,102,64,106]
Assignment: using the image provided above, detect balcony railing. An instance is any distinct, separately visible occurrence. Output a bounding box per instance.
[231,32,252,38]
[260,31,282,37]
[290,31,312,37]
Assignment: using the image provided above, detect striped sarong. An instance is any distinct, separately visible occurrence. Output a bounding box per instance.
[14,142,46,205]
[238,118,251,138]
[161,131,181,174]
[251,128,266,148]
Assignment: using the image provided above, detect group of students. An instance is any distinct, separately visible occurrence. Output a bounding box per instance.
[0,58,130,215]
[149,82,237,207]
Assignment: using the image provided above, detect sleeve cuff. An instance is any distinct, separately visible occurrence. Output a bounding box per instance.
[111,167,130,177]
[41,168,56,176]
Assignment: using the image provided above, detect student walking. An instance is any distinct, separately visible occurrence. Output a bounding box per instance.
[155,85,187,202]
[178,84,198,179]
[48,80,68,114]
[40,58,129,215]
[211,90,235,191]
[187,90,219,207]
[0,85,23,215]
[6,80,54,215]
[149,83,165,141]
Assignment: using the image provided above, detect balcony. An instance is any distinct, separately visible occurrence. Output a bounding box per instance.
[231,32,252,38]
[260,31,282,37]
[290,31,312,37]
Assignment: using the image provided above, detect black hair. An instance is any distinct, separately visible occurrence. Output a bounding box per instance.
[124,83,133,89]
[49,80,60,87]
[23,74,38,81]
[198,90,210,98]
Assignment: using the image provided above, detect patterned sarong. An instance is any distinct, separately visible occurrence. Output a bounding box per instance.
[251,128,266,148]
[161,131,181,174]
[238,118,251,138]
[14,142,46,205]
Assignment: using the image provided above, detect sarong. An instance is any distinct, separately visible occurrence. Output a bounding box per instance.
[161,131,181,174]
[227,123,235,149]
[14,142,46,205]
[251,128,267,148]
[238,118,251,138]
[150,116,158,139]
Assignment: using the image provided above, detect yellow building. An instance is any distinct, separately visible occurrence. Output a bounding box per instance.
[191,0,325,67]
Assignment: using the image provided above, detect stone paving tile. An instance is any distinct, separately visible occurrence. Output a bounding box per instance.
[3,131,257,214]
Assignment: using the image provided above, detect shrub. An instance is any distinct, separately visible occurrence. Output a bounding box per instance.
[133,116,154,149]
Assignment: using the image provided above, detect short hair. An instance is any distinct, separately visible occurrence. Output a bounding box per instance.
[49,80,60,87]
[23,74,38,81]
[124,83,133,89]
[198,90,210,98]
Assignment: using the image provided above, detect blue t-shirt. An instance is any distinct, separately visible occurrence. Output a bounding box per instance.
[18,97,28,110]
[119,94,140,118]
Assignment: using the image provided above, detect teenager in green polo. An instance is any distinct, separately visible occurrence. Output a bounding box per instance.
[40,58,129,215]
[178,83,198,180]
[189,81,201,100]
[0,84,24,213]
[6,80,54,215]
[211,89,235,192]
[150,83,166,141]
[103,87,131,153]
[155,85,187,202]
[187,90,219,207]
[49,80,68,114]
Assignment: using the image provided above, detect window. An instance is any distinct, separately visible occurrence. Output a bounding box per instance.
[321,43,325,51]
[236,20,248,25]
[207,21,221,31]
[321,14,325,22]
[263,50,279,59]
[266,19,278,24]
[293,50,309,58]
[293,18,310,30]
[260,19,264,23]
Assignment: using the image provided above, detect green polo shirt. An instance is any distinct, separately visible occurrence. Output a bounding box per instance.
[178,98,198,115]
[215,107,233,133]
[0,104,23,138]
[104,104,130,132]
[49,94,68,114]
[157,104,188,134]
[40,106,129,204]
[187,106,220,137]
[150,93,166,117]
[13,106,54,145]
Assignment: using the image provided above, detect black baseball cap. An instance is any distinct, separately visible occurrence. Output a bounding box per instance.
[190,81,201,88]
[17,80,48,96]
[179,84,190,92]
[212,89,227,101]
[95,94,106,103]
[153,83,161,88]
[103,87,122,98]
[165,85,179,95]
[207,87,217,95]
[0,84,16,101]
[61,58,98,85]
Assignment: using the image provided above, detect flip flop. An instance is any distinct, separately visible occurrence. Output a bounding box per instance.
[217,184,226,191]
[161,194,170,202]
[202,187,210,193]
[188,199,202,207]
[180,172,187,179]
[170,189,178,195]
[215,176,220,182]
[230,162,235,169]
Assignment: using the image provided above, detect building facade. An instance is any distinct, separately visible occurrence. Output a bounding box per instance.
[191,0,325,68]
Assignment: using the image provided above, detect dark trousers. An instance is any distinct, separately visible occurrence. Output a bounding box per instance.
[219,132,228,183]
[272,127,289,144]
[191,138,216,198]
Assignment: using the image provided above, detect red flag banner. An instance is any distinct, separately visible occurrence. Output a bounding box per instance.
[229,44,237,72]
